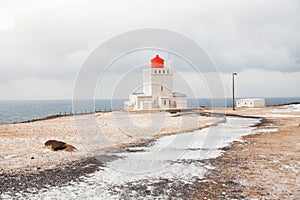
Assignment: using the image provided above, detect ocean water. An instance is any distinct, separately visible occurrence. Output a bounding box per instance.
[0,97,299,124]
[0,100,124,125]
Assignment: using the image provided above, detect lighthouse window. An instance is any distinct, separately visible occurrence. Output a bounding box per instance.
[159,70,161,74]
[161,86,163,91]
[163,70,165,74]
[154,70,157,74]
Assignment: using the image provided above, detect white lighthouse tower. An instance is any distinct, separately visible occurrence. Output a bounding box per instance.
[124,55,187,110]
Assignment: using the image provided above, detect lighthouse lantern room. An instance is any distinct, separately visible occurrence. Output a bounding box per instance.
[124,55,187,110]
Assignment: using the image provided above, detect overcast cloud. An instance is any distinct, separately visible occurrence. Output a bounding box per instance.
[0,0,299,99]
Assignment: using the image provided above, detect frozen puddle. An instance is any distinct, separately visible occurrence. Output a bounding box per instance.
[3,117,263,199]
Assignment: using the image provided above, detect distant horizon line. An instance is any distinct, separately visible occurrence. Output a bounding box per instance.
[0,97,299,101]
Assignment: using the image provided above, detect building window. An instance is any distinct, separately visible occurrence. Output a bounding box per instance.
[164,100,166,105]
[161,86,163,91]
[163,70,165,74]
[154,70,157,74]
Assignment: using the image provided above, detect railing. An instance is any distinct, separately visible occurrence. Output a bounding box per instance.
[16,108,116,124]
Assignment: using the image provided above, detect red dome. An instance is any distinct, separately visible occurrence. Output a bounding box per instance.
[151,55,164,68]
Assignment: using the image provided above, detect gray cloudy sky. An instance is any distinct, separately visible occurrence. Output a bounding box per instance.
[0,0,299,100]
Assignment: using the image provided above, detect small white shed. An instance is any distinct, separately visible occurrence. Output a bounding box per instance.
[236,98,265,108]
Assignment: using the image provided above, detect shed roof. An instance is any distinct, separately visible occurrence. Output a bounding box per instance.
[237,98,265,101]
[173,92,187,97]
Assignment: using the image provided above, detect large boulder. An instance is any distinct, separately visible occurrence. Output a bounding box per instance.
[45,140,77,152]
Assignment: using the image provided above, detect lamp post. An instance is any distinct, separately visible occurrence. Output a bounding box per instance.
[232,73,237,110]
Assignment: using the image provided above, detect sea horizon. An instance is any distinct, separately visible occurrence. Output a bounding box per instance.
[0,97,299,125]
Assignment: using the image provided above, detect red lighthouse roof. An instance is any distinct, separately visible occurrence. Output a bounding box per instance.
[151,55,164,68]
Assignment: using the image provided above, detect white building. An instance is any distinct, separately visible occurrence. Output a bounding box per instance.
[236,98,265,108]
[124,55,187,111]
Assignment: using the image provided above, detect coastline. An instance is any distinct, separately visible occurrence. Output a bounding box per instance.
[1,104,299,198]
[1,98,299,125]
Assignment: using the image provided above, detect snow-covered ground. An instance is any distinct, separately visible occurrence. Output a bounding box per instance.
[2,117,276,199]
[0,111,222,173]
[265,104,300,118]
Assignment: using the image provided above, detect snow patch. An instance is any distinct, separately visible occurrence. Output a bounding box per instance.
[253,128,278,134]
[4,154,18,159]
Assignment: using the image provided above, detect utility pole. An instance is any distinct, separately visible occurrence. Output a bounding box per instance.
[232,73,237,110]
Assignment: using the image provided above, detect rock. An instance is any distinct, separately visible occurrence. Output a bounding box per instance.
[64,144,77,152]
[45,140,66,151]
[44,140,77,152]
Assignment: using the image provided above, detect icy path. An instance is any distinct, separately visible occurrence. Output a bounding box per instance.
[2,117,265,199]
